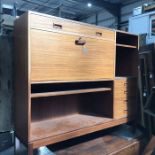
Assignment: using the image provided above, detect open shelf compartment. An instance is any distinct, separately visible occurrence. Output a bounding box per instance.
[30,82,114,142]
[31,81,112,98]
[115,46,138,77]
[116,31,138,48]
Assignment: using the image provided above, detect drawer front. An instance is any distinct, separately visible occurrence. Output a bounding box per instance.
[115,81,137,90]
[114,101,136,118]
[114,79,137,99]
[30,13,115,41]
[114,109,128,119]
[115,99,136,109]
[115,93,137,101]
[115,78,137,86]
[114,106,135,119]
[114,101,127,110]
[30,29,115,82]
[114,78,137,119]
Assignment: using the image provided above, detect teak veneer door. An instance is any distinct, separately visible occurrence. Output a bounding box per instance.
[30,29,115,82]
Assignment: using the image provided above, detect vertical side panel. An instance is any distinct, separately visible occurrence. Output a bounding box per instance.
[14,13,30,143]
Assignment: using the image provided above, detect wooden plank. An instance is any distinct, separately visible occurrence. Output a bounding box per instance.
[54,135,140,155]
[14,12,30,143]
[30,114,112,142]
[31,79,113,84]
[30,29,115,82]
[113,77,137,119]
[117,43,137,49]
[30,12,115,41]
[31,87,112,98]
[30,117,133,148]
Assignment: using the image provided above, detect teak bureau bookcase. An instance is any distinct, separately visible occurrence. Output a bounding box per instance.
[14,11,139,154]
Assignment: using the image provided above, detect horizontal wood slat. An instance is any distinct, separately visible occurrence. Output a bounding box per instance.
[30,13,115,41]
[31,87,112,98]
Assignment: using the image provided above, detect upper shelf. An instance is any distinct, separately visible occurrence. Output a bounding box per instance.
[116,31,138,48]
[31,79,113,84]
[31,87,112,98]
[116,43,137,49]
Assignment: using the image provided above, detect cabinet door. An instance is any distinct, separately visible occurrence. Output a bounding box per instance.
[30,29,115,82]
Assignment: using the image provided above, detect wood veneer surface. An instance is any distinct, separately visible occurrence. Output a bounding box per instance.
[54,135,140,155]
[30,13,115,41]
[30,29,115,82]
[30,114,112,141]
[31,87,112,98]
[14,13,30,142]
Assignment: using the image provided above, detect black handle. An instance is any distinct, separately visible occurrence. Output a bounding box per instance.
[124,90,128,94]
[53,23,62,29]
[96,32,102,37]
[75,37,86,46]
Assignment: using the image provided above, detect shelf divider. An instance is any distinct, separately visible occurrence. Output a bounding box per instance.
[116,43,137,49]
[31,87,112,98]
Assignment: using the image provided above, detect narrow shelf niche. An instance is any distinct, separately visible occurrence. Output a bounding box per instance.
[31,81,112,98]
[116,31,138,47]
[115,47,138,77]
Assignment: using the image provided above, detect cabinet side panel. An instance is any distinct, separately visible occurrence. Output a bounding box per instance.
[14,13,30,143]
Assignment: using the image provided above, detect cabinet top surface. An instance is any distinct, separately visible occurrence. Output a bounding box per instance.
[16,11,138,37]
[27,11,115,32]
[27,11,138,37]
[16,11,115,32]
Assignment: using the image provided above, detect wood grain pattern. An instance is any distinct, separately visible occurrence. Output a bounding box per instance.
[54,135,140,155]
[114,77,137,119]
[30,114,112,142]
[31,87,111,98]
[115,31,138,119]
[31,117,133,149]
[30,13,115,41]
[14,11,139,153]
[31,79,113,84]
[30,29,115,82]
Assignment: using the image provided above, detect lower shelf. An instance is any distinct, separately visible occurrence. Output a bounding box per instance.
[30,114,133,148]
[31,114,111,141]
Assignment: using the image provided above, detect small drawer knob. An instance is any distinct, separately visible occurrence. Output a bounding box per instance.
[75,37,86,46]
[96,32,102,37]
[53,23,62,29]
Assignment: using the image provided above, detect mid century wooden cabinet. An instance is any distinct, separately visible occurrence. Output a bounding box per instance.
[14,11,139,154]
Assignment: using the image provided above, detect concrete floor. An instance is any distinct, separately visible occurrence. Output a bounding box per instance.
[0,147,14,155]
[0,138,55,155]
[0,146,55,155]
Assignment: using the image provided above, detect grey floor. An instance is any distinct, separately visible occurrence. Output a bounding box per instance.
[0,147,14,155]
[0,139,55,155]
